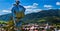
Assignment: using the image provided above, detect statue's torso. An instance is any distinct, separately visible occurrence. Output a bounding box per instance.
[11,5,25,17]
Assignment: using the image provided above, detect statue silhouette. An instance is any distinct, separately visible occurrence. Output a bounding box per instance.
[11,0,25,28]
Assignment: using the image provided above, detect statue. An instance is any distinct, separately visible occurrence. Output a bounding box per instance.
[11,0,26,31]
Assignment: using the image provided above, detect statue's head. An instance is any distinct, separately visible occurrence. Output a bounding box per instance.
[16,1,20,5]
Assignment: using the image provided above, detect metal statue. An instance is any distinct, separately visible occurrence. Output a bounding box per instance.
[11,0,25,31]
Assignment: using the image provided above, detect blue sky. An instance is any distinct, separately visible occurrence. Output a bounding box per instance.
[0,0,60,15]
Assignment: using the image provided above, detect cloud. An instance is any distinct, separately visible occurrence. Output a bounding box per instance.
[0,10,11,15]
[32,9,42,12]
[24,5,37,9]
[56,2,60,5]
[44,5,52,8]
[32,3,38,6]
[25,9,42,14]
[24,3,38,9]
[2,10,11,13]
[24,3,42,14]
[44,5,53,9]
[26,9,42,13]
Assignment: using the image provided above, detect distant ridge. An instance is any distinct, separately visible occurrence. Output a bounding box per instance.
[0,9,60,21]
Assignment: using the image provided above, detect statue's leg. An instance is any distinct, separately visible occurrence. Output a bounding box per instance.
[14,17,22,31]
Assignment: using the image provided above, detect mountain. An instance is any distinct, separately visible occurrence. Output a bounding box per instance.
[23,9,60,21]
[0,9,60,22]
[0,13,12,21]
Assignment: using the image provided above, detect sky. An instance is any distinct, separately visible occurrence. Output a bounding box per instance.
[0,0,60,15]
